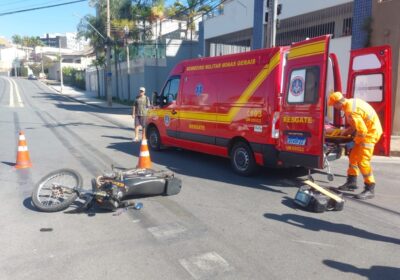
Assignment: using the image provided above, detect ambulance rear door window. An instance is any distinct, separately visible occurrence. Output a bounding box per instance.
[287,66,320,104]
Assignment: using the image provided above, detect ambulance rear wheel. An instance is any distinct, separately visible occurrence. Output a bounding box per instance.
[230,142,257,176]
[147,126,161,151]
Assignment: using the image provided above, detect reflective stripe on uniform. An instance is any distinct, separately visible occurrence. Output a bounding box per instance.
[352,98,357,112]
[362,172,372,178]
[361,143,374,148]
[349,164,359,170]
[367,110,376,121]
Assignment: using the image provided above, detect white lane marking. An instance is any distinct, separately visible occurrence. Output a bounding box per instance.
[8,78,14,107]
[179,252,233,280]
[147,222,187,241]
[292,239,335,247]
[10,78,24,107]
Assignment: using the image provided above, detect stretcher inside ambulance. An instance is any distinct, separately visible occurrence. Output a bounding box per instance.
[146,35,392,176]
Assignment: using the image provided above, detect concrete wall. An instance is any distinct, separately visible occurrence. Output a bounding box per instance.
[86,40,201,102]
[371,0,400,135]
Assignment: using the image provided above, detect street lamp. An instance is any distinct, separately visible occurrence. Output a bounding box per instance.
[124,25,131,101]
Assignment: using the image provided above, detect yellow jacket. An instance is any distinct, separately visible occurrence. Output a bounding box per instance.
[342,98,382,144]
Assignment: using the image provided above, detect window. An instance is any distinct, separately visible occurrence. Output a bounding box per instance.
[353,54,381,70]
[342,18,352,36]
[161,76,180,105]
[353,74,383,102]
[287,67,320,104]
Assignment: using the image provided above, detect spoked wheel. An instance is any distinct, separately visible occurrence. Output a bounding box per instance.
[32,169,82,212]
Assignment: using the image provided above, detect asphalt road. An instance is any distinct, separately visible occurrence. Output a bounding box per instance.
[1,77,399,280]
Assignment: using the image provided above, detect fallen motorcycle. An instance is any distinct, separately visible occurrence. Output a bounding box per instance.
[31,167,182,212]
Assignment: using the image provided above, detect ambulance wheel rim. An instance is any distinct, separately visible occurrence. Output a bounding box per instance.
[148,127,161,150]
[233,147,249,171]
[150,132,158,147]
[230,142,257,176]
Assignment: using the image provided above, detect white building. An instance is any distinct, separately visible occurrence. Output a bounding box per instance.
[0,45,30,75]
[203,0,353,86]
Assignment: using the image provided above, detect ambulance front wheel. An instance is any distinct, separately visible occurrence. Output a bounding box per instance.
[147,126,161,151]
[230,141,257,176]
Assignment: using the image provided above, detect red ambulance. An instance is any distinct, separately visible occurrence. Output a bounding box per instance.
[146,35,392,176]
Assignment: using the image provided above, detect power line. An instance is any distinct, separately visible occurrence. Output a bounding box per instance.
[0,0,69,14]
[0,0,87,17]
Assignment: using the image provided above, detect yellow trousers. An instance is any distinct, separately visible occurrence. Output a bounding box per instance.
[347,143,375,184]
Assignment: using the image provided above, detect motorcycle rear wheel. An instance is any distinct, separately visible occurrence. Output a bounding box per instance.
[32,169,82,212]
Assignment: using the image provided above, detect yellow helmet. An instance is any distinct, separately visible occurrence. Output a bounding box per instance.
[328,91,344,106]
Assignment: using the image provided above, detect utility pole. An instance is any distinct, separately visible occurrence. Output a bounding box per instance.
[41,47,44,75]
[124,26,131,101]
[270,0,278,47]
[59,40,63,93]
[106,0,112,106]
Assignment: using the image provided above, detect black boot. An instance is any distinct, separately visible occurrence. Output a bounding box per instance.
[355,183,375,200]
[338,175,358,191]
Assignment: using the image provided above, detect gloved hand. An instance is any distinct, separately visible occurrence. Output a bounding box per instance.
[346,141,355,150]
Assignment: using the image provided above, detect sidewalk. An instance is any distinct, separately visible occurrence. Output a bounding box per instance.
[42,80,400,157]
[43,80,130,110]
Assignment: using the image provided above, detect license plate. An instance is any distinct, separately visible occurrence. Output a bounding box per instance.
[287,136,306,146]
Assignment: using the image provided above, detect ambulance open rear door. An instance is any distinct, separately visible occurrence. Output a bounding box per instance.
[278,35,331,169]
[346,46,392,156]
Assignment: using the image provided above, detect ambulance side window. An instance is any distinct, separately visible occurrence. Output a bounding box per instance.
[287,66,320,104]
[161,77,180,106]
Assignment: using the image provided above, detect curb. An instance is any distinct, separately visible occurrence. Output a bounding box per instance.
[390,151,400,157]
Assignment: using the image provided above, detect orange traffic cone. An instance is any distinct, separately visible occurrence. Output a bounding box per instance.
[136,134,152,169]
[15,131,32,169]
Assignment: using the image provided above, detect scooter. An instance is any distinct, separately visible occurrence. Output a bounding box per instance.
[31,167,182,212]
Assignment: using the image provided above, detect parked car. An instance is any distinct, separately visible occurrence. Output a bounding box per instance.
[38,73,47,79]
[28,74,37,80]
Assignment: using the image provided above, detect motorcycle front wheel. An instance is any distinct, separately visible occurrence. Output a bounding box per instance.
[32,169,82,212]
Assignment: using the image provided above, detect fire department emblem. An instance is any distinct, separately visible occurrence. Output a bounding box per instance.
[290,76,304,96]
[164,115,170,126]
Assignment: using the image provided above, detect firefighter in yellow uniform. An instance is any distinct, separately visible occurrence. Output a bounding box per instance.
[328,92,382,200]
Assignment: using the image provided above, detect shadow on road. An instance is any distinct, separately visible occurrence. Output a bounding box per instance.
[23,197,40,212]
[323,259,400,280]
[264,213,400,245]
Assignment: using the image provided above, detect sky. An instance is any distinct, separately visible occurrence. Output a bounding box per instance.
[0,0,95,40]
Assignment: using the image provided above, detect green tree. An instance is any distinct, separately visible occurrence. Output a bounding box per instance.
[11,35,43,47]
[11,34,23,45]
